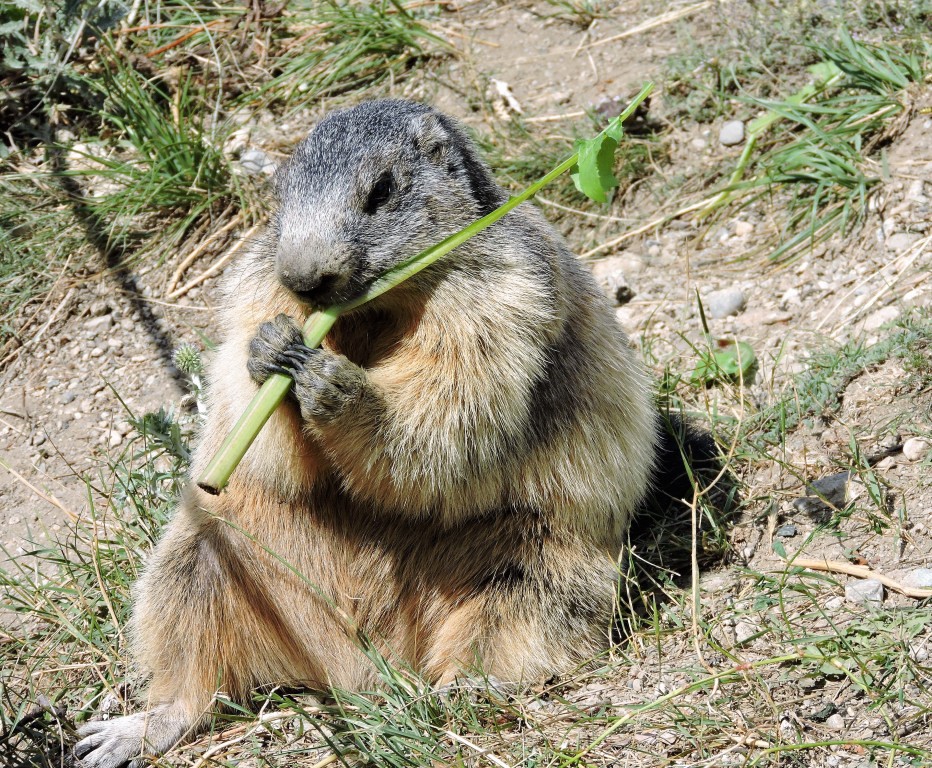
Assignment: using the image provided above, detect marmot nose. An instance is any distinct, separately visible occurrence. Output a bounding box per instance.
[278,268,342,306]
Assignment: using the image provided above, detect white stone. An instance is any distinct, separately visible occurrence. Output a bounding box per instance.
[824,714,845,730]
[845,579,884,607]
[862,306,900,332]
[903,437,931,462]
[83,314,114,335]
[901,568,932,590]
[719,120,745,146]
[906,179,927,201]
[734,620,757,644]
[734,220,753,238]
[239,148,277,176]
[886,232,920,252]
[704,287,746,318]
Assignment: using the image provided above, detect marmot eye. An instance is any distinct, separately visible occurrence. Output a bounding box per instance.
[365,172,395,214]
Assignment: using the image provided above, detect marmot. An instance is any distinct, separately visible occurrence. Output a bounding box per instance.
[76,100,687,767]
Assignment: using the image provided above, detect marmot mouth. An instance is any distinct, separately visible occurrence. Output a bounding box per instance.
[283,267,374,311]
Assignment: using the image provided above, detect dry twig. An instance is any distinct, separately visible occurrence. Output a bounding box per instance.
[789,557,932,599]
[168,223,261,299]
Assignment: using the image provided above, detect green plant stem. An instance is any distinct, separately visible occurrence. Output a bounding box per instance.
[197,82,653,494]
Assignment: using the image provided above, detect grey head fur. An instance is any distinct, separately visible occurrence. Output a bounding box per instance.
[270,100,507,308]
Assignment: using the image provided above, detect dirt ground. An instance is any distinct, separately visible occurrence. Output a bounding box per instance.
[1,1,930,764]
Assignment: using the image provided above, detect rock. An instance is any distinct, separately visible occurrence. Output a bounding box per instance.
[903,437,930,462]
[781,287,801,308]
[825,596,844,611]
[84,314,114,336]
[907,179,927,202]
[59,391,76,405]
[719,120,745,146]
[793,471,850,517]
[239,148,277,176]
[734,619,757,644]
[703,287,746,318]
[862,305,900,332]
[88,299,110,316]
[901,568,932,590]
[589,256,635,306]
[108,432,123,449]
[690,137,707,150]
[734,220,753,238]
[885,232,920,252]
[776,524,798,538]
[845,578,884,607]
[824,713,845,730]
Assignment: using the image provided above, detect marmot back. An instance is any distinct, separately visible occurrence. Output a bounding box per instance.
[76,100,660,768]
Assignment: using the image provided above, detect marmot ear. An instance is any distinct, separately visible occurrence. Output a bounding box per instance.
[412,113,450,165]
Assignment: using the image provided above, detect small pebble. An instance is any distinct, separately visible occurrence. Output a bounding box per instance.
[239,148,277,175]
[83,314,113,336]
[88,299,109,316]
[862,305,900,331]
[703,287,746,318]
[824,713,845,731]
[734,620,757,644]
[806,472,850,506]
[719,120,745,146]
[734,220,753,238]
[910,644,929,663]
[885,232,920,252]
[776,524,798,537]
[901,568,932,590]
[845,578,884,607]
[907,179,927,202]
[59,391,76,405]
[902,437,930,462]
[825,596,844,611]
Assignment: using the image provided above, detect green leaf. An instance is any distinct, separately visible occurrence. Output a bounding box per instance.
[772,539,787,558]
[691,339,757,387]
[570,116,626,203]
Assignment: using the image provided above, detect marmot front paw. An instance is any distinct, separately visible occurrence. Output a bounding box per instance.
[247,313,366,422]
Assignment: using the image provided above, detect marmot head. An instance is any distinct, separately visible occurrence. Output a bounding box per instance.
[269,100,506,309]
